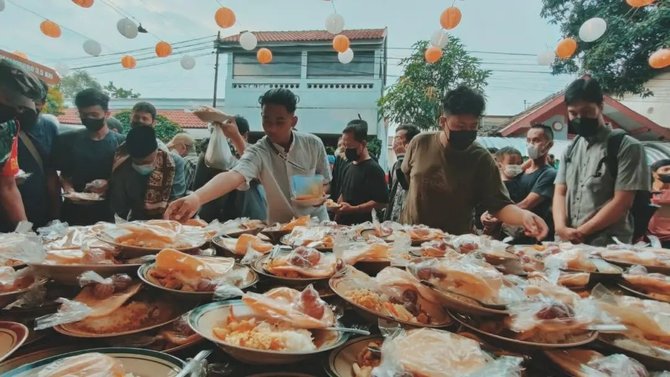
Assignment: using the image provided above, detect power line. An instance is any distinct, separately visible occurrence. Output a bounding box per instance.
[63,35,216,61]
[99,0,162,41]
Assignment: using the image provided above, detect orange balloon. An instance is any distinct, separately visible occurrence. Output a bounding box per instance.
[40,20,62,38]
[155,41,172,58]
[72,0,94,8]
[257,48,273,64]
[626,0,654,7]
[440,7,462,30]
[332,35,350,53]
[215,7,236,28]
[425,46,443,64]
[649,48,670,69]
[13,51,27,59]
[556,38,578,59]
[121,55,137,69]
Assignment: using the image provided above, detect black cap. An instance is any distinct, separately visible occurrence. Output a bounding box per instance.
[126,126,158,158]
[0,59,45,111]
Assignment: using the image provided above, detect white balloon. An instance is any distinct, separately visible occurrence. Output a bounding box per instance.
[116,18,138,39]
[430,29,449,48]
[54,63,70,77]
[0,0,5,12]
[338,48,354,64]
[537,50,555,66]
[180,55,196,70]
[579,17,607,43]
[239,32,258,51]
[83,39,102,57]
[325,13,345,35]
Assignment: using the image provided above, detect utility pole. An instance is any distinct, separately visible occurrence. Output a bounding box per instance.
[213,31,221,107]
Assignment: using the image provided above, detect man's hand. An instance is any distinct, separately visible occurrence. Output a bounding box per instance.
[480,211,500,227]
[337,202,356,214]
[164,193,201,221]
[556,226,585,244]
[213,118,240,139]
[521,210,549,240]
[85,179,108,195]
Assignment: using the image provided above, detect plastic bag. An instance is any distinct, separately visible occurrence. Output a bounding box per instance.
[35,352,127,377]
[4,280,47,310]
[213,283,245,301]
[291,175,325,200]
[34,297,92,330]
[37,220,69,241]
[204,123,234,170]
[78,270,112,287]
[241,285,335,329]
[0,232,46,265]
[240,248,264,266]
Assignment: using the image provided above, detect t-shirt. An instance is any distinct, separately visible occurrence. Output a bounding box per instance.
[401,133,513,234]
[338,158,389,225]
[518,165,556,220]
[0,120,17,171]
[330,156,351,202]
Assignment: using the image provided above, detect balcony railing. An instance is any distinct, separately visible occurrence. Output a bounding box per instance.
[231,83,300,89]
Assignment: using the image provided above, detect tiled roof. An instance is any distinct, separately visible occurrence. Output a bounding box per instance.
[219,29,386,44]
[56,108,208,129]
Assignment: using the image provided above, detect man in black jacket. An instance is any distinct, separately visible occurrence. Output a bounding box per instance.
[385,124,420,221]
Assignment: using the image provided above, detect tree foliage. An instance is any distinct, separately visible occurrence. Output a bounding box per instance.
[378,38,491,131]
[541,0,670,97]
[44,86,65,116]
[113,110,183,143]
[58,71,141,99]
[103,81,141,99]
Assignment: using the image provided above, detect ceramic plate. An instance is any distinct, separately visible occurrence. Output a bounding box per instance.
[599,334,670,371]
[0,322,28,363]
[29,262,142,285]
[544,349,603,377]
[325,335,383,377]
[96,233,205,258]
[601,257,670,275]
[617,282,670,303]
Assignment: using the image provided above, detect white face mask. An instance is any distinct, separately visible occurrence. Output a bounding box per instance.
[503,165,523,178]
[527,143,546,160]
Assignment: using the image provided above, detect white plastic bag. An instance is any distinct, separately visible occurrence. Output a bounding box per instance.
[205,124,234,170]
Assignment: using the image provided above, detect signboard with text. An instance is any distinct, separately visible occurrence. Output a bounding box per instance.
[0,49,60,85]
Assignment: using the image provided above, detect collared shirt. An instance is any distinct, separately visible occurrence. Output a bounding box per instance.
[183,152,199,191]
[387,155,406,222]
[555,125,650,246]
[232,131,332,224]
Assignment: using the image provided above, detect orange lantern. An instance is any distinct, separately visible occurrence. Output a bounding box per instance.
[425,46,443,64]
[649,48,670,69]
[155,41,172,58]
[121,55,137,69]
[72,0,94,8]
[440,7,462,30]
[556,38,578,59]
[257,48,273,64]
[40,20,62,38]
[332,35,350,53]
[626,0,654,7]
[215,7,236,28]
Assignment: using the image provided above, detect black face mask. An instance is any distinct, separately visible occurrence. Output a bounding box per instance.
[0,104,17,124]
[131,121,152,129]
[569,117,600,138]
[345,147,360,162]
[447,130,477,151]
[82,117,105,132]
[16,109,38,131]
[659,174,670,184]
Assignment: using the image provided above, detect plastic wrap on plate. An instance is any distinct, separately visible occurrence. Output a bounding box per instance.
[4,280,47,310]
[0,232,46,265]
[240,248,264,266]
[372,328,522,377]
[36,352,127,377]
[241,285,335,329]
[150,249,236,291]
[266,247,337,278]
[213,283,245,300]
[283,226,334,249]
[37,220,70,241]
[544,247,598,272]
[623,265,670,300]
[341,241,391,265]
[581,354,648,377]
[524,273,582,306]
[102,220,208,249]
[217,218,265,235]
[34,297,93,330]
[78,270,114,287]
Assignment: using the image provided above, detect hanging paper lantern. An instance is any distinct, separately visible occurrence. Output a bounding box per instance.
[13,51,27,59]
[121,55,136,69]
[537,50,555,66]
[325,13,345,35]
[425,46,443,63]
[117,18,138,39]
[556,38,578,59]
[440,7,462,30]
[54,63,70,77]
[180,55,196,70]
[40,20,62,38]
[332,35,350,53]
[257,48,272,64]
[155,41,172,58]
[72,0,94,8]
[0,0,5,12]
[215,7,236,28]
[649,48,670,69]
[338,48,354,64]
[430,29,449,48]
[239,31,258,51]
[83,39,101,56]
[579,17,607,43]
[626,0,654,7]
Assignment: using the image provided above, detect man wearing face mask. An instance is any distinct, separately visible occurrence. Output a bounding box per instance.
[554,77,650,246]
[336,119,388,225]
[401,86,548,239]
[648,160,670,247]
[0,60,45,231]
[109,126,175,220]
[53,88,125,225]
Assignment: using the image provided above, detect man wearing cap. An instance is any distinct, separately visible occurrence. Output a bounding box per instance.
[0,59,45,231]
[109,126,177,220]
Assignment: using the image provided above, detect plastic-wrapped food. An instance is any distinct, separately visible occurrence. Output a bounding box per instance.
[341,241,391,265]
[600,248,670,269]
[372,328,522,377]
[266,247,337,278]
[583,354,648,377]
[36,220,70,241]
[34,297,93,330]
[149,249,236,292]
[544,247,598,272]
[36,352,127,377]
[241,285,335,329]
[101,220,210,249]
[524,274,582,306]
[0,232,46,265]
[282,226,334,249]
[623,265,670,301]
[217,234,274,256]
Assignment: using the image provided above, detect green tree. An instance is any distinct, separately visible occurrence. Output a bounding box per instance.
[58,71,101,98]
[103,81,141,99]
[541,0,670,97]
[113,110,183,143]
[367,136,381,159]
[44,86,65,116]
[378,38,491,131]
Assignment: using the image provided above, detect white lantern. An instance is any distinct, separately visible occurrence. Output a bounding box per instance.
[239,31,258,51]
[180,55,196,70]
[579,17,607,43]
[537,50,555,66]
[116,17,138,39]
[0,0,5,12]
[83,39,102,56]
[325,13,345,35]
[54,63,70,77]
[430,29,449,49]
[338,48,354,64]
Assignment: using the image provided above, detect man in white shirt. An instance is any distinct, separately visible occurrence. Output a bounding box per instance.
[164,89,331,223]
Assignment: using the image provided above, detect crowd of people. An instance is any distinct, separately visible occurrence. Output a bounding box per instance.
[1,57,667,248]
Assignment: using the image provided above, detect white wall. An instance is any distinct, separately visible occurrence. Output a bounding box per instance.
[620,72,670,128]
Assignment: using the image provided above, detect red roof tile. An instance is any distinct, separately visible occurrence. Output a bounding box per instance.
[220,29,386,44]
[57,108,208,129]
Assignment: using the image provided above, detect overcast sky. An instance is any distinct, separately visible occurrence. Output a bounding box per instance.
[0,0,577,115]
